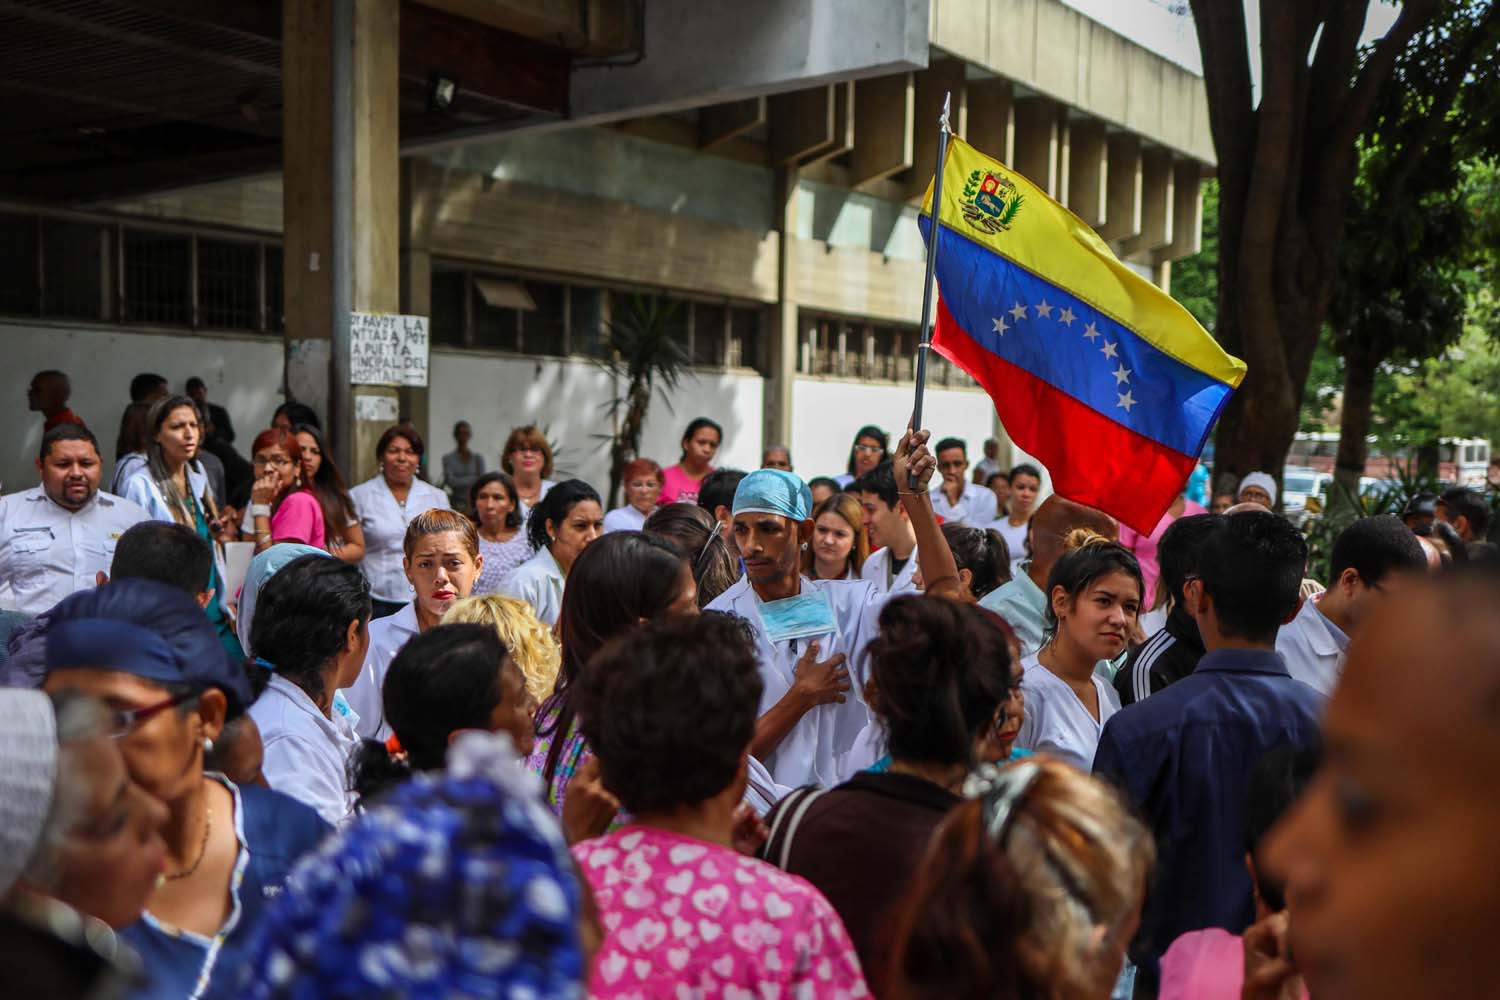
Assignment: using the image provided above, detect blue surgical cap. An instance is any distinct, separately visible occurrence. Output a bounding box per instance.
[732,469,814,522]
[47,578,253,716]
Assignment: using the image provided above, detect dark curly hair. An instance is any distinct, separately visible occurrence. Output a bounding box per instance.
[574,612,763,814]
[941,523,1011,598]
[867,596,1012,765]
[526,479,601,553]
[352,624,510,803]
[538,531,689,787]
[248,555,371,708]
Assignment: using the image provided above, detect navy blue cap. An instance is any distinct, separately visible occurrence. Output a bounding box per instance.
[47,578,252,716]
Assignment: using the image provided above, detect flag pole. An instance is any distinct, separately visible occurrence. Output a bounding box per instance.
[911,92,952,433]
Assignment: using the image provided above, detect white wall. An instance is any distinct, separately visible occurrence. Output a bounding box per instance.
[0,322,284,494]
[790,377,1000,481]
[427,350,765,501]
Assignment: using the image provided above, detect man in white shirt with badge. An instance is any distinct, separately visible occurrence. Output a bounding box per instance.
[1277,515,1426,694]
[929,437,1000,527]
[0,425,150,614]
[853,461,920,596]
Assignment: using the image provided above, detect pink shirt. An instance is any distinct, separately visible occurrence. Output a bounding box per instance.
[271,490,326,550]
[574,826,870,999]
[1160,927,1309,1000]
[659,463,711,506]
[1119,500,1207,607]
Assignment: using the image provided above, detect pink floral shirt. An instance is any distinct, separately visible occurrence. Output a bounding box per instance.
[574,826,869,999]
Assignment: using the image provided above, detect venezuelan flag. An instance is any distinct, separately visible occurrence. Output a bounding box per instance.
[918,137,1245,534]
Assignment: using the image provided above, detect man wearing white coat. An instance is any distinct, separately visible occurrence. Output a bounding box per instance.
[706,436,966,789]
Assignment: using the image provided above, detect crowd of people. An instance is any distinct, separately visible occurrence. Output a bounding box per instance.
[3,367,1500,999]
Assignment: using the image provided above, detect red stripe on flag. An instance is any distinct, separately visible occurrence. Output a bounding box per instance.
[933,296,1194,534]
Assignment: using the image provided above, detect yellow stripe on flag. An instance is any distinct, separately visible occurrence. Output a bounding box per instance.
[921,136,1245,389]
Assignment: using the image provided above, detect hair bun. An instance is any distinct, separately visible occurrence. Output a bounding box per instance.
[1061,528,1111,552]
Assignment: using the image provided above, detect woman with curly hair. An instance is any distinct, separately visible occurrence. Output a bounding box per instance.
[441,593,561,706]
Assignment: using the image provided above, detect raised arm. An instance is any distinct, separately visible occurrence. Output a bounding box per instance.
[892,427,967,601]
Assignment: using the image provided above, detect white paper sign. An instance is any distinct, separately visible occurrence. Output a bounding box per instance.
[350,312,429,387]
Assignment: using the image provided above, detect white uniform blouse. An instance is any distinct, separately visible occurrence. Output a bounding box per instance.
[343,601,420,742]
[499,546,565,626]
[248,674,362,826]
[706,575,887,789]
[602,505,648,533]
[0,487,150,614]
[1015,652,1121,771]
[349,476,450,604]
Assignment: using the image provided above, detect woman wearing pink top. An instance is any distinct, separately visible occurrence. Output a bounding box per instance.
[570,612,868,998]
[1119,494,1206,612]
[658,417,722,505]
[246,427,326,552]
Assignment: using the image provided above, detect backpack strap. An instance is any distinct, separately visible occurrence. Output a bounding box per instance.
[761,784,829,871]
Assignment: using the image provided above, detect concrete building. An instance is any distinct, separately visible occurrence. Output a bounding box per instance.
[0,0,1213,500]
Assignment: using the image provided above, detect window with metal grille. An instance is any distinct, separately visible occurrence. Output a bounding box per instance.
[123,229,190,325]
[692,302,727,367]
[197,238,259,330]
[265,245,284,333]
[44,219,110,322]
[728,306,762,372]
[522,281,566,357]
[0,213,40,316]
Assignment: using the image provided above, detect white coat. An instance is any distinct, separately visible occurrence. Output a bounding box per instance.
[349,476,450,604]
[248,674,362,826]
[343,601,420,741]
[500,546,565,626]
[706,576,886,789]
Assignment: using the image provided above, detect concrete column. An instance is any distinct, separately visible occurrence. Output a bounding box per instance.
[1066,118,1108,228]
[764,166,798,453]
[965,78,1014,167]
[1012,97,1058,197]
[282,0,402,483]
[399,158,432,464]
[1098,133,1142,243]
[1121,147,1174,261]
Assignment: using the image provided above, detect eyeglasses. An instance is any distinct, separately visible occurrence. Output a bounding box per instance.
[109,690,198,740]
[252,455,294,468]
[512,445,543,455]
[853,444,883,454]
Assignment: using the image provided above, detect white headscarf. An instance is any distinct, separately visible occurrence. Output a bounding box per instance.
[0,689,58,895]
[1237,471,1278,506]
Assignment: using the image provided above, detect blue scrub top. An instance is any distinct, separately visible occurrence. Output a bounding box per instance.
[121,775,329,1000]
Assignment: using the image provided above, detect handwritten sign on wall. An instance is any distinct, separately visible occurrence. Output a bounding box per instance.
[350,313,429,387]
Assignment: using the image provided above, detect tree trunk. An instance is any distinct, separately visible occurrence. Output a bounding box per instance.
[1333,335,1379,514]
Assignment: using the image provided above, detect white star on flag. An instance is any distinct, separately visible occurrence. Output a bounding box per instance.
[1009,302,1029,321]
[992,316,1010,336]
[1111,365,1131,385]
[1117,390,1137,413]
[1035,300,1053,319]
[1083,322,1101,342]
[1059,307,1076,326]
[1101,340,1119,360]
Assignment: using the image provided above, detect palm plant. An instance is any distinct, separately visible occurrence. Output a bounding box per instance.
[595,294,690,508]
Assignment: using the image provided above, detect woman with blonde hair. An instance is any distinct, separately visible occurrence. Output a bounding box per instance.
[888,757,1154,1000]
[343,508,483,741]
[441,594,560,707]
[801,492,870,581]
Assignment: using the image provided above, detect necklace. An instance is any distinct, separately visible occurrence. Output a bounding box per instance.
[166,805,212,881]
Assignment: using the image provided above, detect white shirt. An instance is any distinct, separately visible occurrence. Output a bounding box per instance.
[248,674,362,826]
[706,575,886,788]
[500,546,565,626]
[603,505,648,533]
[344,601,420,741]
[1015,652,1121,771]
[517,479,556,524]
[109,452,146,497]
[1275,593,1348,695]
[860,543,920,596]
[349,476,450,603]
[992,516,1030,575]
[0,487,151,614]
[929,481,999,527]
[117,461,212,526]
